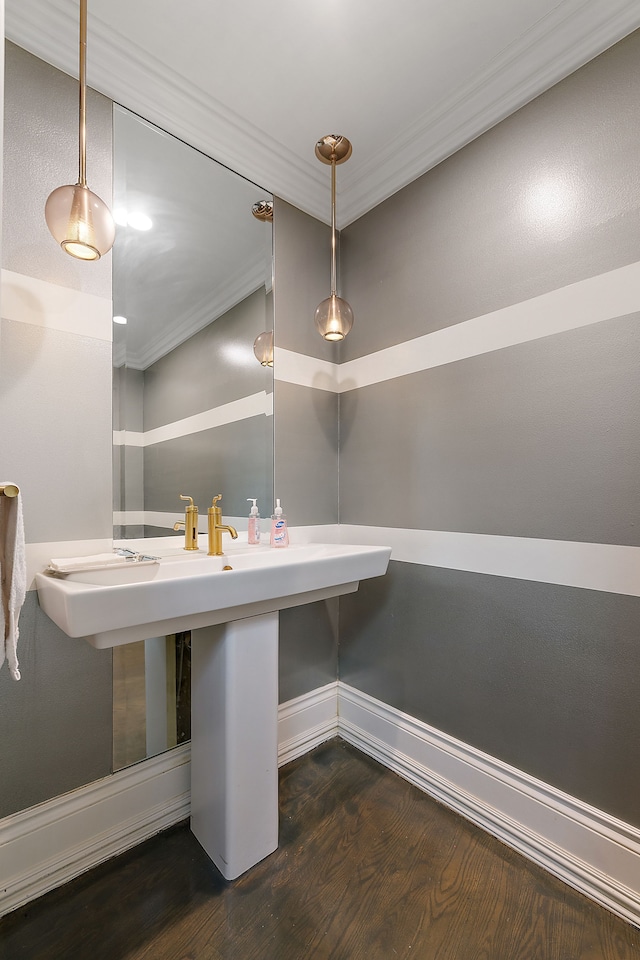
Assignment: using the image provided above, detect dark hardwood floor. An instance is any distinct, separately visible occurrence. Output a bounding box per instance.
[2,739,639,960]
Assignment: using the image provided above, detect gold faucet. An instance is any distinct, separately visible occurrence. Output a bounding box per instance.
[208,494,238,556]
[173,494,200,551]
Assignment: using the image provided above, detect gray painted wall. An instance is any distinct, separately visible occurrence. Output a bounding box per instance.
[0,42,113,817]
[339,29,640,363]
[273,199,339,700]
[4,25,638,842]
[339,317,640,546]
[339,30,640,827]
[142,287,272,522]
[0,47,336,818]
[0,594,113,817]
[273,199,339,525]
[113,365,144,539]
[143,289,270,428]
[2,43,111,299]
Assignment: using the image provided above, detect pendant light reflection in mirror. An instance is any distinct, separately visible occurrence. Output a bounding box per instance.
[252,200,274,366]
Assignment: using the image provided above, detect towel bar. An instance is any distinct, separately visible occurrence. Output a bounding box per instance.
[0,484,20,497]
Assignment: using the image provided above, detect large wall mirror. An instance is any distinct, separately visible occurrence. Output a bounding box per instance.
[111,105,274,770]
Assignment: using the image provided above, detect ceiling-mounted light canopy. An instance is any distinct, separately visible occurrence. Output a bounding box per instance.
[45,0,115,261]
[314,135,353,342]
[252,200,273,222]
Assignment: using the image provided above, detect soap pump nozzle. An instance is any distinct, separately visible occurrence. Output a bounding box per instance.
[247,498,259,516]
[274,498,283,517]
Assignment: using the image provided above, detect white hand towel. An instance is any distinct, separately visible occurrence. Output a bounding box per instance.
[48,553,127,573]
[0,487,27,681]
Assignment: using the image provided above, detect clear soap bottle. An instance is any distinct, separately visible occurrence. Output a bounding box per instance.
[270,499,289,548]
[247,498,261,545]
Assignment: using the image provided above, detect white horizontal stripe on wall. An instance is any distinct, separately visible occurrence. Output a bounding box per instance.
[115,513,250,534]
[113,391,273,447]
[338,525,640,598]
[113,521,342,542]
[1,269,113,341]
[274,260,640,393]
[113,511,146,527]
[112,522,637,599]
[274,348,339,391]
[339,260,640,391]
[30,526,638,598]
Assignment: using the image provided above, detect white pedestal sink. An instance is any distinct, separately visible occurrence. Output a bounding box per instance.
[191,613,280,879]
[35,537,391,879]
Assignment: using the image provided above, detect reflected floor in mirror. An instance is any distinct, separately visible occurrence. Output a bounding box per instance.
[2,740,639,960]
[112,640,146,769]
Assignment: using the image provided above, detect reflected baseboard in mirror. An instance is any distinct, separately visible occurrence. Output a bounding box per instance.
[113,632,191,772]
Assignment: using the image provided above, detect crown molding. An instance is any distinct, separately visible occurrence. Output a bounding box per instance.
[338,0,640,224]
[5,1,328,223]
[6,0,640,228]
[122,256,267,370]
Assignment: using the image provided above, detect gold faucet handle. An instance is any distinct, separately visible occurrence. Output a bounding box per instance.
[179,494,195,507]
[211,494,222,507]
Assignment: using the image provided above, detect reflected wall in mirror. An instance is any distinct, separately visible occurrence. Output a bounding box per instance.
[113,632,191,771]
[111,105,274,770]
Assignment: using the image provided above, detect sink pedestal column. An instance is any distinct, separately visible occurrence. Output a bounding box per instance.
[190,612,279,880]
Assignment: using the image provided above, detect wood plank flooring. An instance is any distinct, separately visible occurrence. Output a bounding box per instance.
[1,739,639,960]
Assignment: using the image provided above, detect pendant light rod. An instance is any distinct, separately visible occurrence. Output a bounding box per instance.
[44,0,116,260]
[330,159,337,295]
[313,135,354,342]
[78,0,88,186]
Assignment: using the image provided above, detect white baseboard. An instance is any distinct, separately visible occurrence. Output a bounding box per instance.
[0,685,338,919]
[277,681,339,766]
[4,681,639,930]
[0,744,191,919]
[338,683,640,929]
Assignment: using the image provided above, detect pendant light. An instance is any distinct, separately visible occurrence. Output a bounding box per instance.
[252,200,273,222]
[253,329,274,367]
[252,199,274,365]
[45,0,115,261]
[314,135,353,342]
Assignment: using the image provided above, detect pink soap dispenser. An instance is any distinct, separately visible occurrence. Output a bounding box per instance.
[247,498,261,545]
[270,499,289,548]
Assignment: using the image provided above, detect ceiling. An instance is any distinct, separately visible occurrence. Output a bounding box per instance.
[111,106,272,370]
[6,0,640,228]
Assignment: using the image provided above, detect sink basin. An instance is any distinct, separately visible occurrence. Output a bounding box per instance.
[52,559,161,586]
[35,541,391,648]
